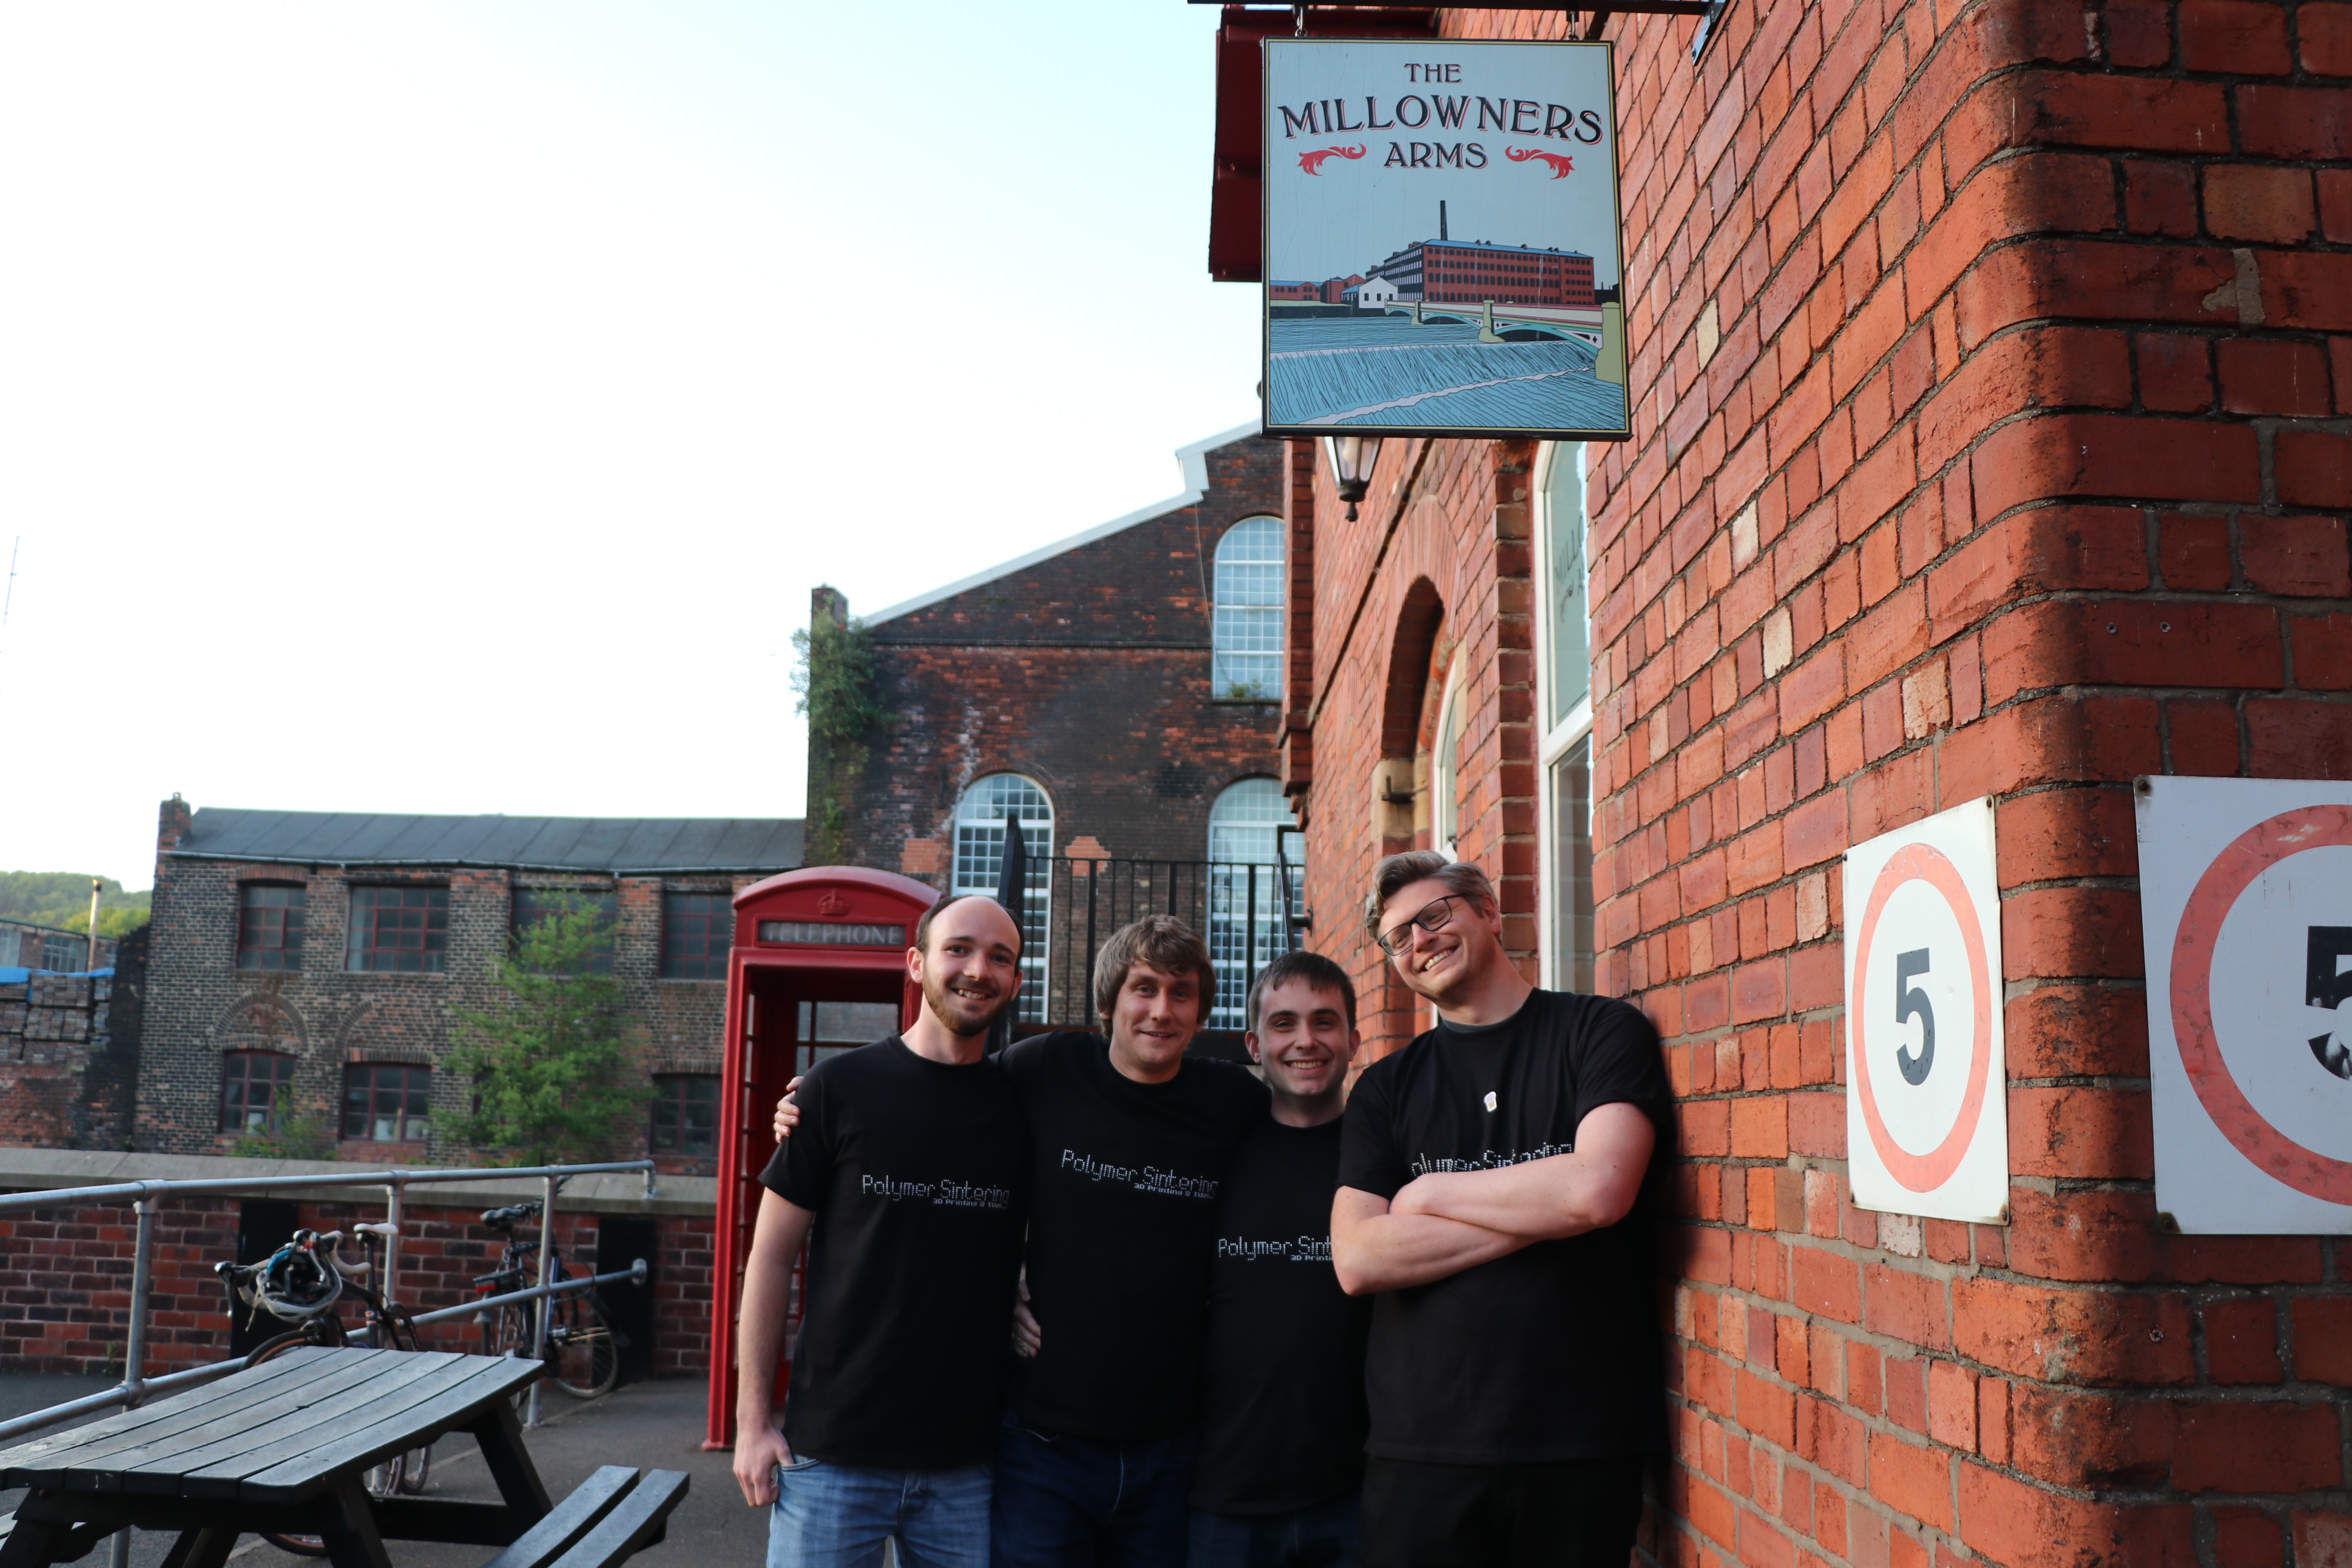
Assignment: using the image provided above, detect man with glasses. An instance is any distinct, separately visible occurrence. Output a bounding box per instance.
[1330,852,1669,1568]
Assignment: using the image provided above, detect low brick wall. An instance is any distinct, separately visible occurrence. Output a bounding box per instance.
[0,1153,716,1383]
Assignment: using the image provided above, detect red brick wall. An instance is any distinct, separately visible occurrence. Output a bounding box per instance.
[0,1195,714,1382]
[1289,1,2352,1563]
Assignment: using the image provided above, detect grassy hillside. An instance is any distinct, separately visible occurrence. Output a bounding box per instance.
[0,871,152,937]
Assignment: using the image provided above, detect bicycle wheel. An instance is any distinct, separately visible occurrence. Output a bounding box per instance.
[548,1296,619,1399]
[481,1299,538,1410]
[249,1330,354,1557]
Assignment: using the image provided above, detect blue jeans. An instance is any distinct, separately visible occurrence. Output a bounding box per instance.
[991,1411,1196,1568]
[1187,1496,1361,1568]
[766,1457,993,1568]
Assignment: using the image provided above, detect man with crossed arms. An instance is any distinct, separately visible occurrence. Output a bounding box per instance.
[1333,851,1671,1568]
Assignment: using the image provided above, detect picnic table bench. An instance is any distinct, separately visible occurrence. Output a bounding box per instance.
[0,1347,686,1568]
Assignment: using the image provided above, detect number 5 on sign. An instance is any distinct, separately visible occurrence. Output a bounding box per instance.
[1842,796,2011,1223]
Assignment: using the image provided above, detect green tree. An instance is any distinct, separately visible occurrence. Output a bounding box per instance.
[445,911,650,1166]
[232,1112,335,1161]
[0,872,150,937]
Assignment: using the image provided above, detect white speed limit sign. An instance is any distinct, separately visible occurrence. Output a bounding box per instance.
[2140,777,2352,1233]
[1842,796,2010,1222]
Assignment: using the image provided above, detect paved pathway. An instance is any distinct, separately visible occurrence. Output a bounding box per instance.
[0,1374,759,1568]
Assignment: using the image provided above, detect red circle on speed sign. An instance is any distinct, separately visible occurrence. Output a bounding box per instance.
[1850,842,1996,1192]
[2171,803,2352,1204]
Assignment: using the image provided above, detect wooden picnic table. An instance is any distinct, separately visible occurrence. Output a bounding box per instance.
[0,1346,559,1568]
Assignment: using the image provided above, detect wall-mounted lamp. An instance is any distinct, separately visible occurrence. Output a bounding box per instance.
[1324,436,1384,521]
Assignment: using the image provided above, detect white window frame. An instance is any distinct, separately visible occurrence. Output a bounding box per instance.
[1430,657,1466,863]
[951,773,1054,1022]
[1210,515,1287,703]
[1205,777,1304,1031]
[1533,441,1596,993]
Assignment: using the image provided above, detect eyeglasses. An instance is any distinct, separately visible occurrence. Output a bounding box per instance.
[1376,895,1458,956]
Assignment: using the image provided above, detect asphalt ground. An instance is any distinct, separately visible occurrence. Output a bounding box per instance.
[0,1374,762,1568]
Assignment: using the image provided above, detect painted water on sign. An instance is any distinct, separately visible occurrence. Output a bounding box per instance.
[1267,310,1627,429]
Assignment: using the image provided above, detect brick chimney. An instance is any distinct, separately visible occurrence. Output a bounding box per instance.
[156,794,192,854]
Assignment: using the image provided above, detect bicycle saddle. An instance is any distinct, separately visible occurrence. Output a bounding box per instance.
[479,1201,543,1227]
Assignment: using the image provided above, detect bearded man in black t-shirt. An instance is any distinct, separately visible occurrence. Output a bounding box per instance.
[731,892,1030,1568]
[1331,852,1670,1568]
[774,915,1269,1568]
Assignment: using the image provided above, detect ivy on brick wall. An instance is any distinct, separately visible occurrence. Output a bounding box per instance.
[795,610,886,864]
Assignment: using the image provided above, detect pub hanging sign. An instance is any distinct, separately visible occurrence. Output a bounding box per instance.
[1261,38,1630,441]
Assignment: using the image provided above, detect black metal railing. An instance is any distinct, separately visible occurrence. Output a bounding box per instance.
[1023,854,1307,1037]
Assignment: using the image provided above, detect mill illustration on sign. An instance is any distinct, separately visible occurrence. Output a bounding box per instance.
[1842,797,2009,1223]
[1260,38,1630,440]
[2141,778,2352,1234]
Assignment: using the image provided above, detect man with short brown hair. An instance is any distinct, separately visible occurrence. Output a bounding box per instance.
[992,913,1268,1568]
[1332,851,1670,1568]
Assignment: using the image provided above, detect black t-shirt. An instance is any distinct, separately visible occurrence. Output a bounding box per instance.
[1337,989,1672,1465]
[758,1036,1027,1468]
[1003,1029,1269,1442]
[1191,1117,1371,1515]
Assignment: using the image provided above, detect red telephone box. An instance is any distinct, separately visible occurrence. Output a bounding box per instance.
[704,865,936,1450]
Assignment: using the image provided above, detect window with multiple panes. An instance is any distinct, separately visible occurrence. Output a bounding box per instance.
[343,1063,430,1142]
[1211,516,1285,701]
[1206,778,1305,1029]
[1534,443,1596,993]
[346,887,449,973]
[510,887,617,974]
[951,774,1052,1023]
[220,1052,298,1135]
[236,884,306,971]
[649,1074,719,1156]
[661,892,734,980]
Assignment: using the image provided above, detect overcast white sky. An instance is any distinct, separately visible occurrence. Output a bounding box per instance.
[0,2,1259,891]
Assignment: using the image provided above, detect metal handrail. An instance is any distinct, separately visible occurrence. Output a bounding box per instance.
[0,1154,657,1480]
[0,1158,658,1215]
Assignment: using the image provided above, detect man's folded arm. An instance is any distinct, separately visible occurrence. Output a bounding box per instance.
[1386,1102,1656,1242]
[1330,1185,1528,1296]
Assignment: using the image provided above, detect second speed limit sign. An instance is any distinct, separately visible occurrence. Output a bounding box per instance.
[1843,795,2010,1222]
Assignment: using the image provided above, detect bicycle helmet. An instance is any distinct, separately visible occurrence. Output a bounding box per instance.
[250,1232,345,1322]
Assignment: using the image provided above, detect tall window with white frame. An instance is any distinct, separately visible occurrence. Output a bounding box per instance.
[1211,516,1285,701]
[950,774,1054,1023]
[1429,658,1468,862]
[1534,442,1596,993]
[1205,778,1305,1031]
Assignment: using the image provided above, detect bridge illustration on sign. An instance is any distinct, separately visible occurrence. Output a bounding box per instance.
[1267,202,1627,432]
[2309,926,2352,1079]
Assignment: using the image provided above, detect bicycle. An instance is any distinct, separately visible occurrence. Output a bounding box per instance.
[216,1223,432,1556]
[472,1199,622,1400]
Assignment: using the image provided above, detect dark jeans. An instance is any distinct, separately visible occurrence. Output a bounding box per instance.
[1359,1455,1643,1568]
[1187,1495,1360,1568]
[992,1410,1197,1568]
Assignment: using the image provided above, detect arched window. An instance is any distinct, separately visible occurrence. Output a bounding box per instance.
[1212,517,1285,701]
[1206,778,1303,1031]
[952,774,1054,1022]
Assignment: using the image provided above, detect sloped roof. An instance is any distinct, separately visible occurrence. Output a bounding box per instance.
[167,809,804,875]
[867,419,1262,625]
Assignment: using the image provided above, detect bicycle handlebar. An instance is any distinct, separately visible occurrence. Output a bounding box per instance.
[479,1201,543,1228]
